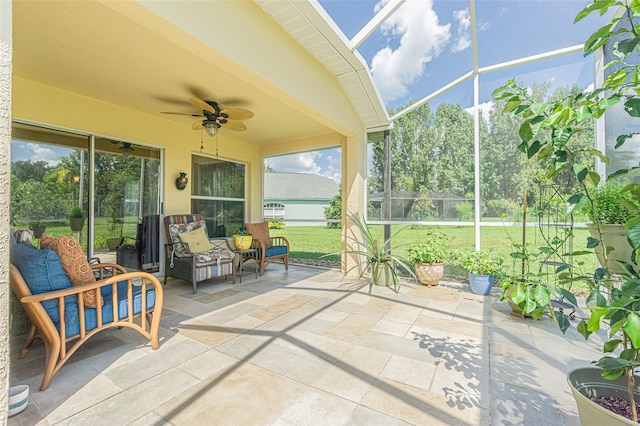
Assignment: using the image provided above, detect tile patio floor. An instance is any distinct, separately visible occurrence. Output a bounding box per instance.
[8,264,604,425]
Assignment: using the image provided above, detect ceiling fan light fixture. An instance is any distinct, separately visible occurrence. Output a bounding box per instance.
[203,120,219,137]
[120,142,134,157]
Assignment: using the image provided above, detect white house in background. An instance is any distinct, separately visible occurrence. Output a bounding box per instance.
[264,172,338,226]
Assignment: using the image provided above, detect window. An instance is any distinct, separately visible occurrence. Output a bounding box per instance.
[191,154,246,237]
[263,203,285,220]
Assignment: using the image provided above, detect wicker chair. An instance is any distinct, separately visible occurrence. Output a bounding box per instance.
[244,222,290,275]
[163,214,236,293]
[10,262,163,390]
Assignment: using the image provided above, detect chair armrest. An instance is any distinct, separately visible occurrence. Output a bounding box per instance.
[270,236,290,250]
[21,271,163,304]
[250,238,266,253]
[164,242,194,258]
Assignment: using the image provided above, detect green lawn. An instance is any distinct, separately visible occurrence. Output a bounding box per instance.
[272,224,597,291]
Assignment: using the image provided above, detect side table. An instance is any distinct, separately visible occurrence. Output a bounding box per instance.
[235,248,258,282]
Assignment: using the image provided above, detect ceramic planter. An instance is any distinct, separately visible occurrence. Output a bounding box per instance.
[106,237,123,251]
[69,217,85,232]
[233,235,252,251]
[587,224,636,275]
[372,263,393,286]
[568,366,639,426]
[415,262,443,286]
[31,225,46,239]
[468,272,494,295]
[8,385,29,417]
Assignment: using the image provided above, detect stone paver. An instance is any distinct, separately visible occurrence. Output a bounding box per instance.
[8,265,602,425]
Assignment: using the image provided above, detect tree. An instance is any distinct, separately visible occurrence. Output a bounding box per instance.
[323,185,342,228]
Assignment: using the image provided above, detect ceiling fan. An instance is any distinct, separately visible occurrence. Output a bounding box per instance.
[162,98,254,137]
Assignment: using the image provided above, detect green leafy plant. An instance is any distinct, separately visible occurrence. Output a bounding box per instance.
[492,0,640,421]
[583,182,639,225]
[324,212,415,293]
[69,206,83,219]
[407,232,448,265]
[459,249,506,279]
[235,226,252,236]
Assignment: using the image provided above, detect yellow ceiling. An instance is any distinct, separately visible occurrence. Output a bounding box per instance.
[11,0,344,145]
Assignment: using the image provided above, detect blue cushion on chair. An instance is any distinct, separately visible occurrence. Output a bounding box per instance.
[265,245,288,257]
[10,243,78,325]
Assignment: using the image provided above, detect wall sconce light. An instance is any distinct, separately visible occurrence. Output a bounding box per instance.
[175,172,188,190]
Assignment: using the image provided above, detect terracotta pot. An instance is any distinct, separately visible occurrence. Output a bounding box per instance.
[414,262,443,286]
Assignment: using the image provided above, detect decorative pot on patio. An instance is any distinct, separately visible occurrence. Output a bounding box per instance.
[568,366,639,425]
[414,262,443,286]
[372,262,393,286]
[69,218,85,232]
[106,237,123,251]
[175,172,189,190]
[233,234,252,251]
[30,225,46,239]
[468,272,494,295]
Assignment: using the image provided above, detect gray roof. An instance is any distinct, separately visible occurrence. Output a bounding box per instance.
[265,173,339,200]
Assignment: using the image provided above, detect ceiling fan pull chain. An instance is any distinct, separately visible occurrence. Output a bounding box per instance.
[200,128,204,152]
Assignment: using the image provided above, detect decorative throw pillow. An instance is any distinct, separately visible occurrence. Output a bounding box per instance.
[245,222,272,249]
[43,235,100,308]
[178,227,213,253]
[39,232,58,250]
[10,243,78,325]
[168,220,206,257]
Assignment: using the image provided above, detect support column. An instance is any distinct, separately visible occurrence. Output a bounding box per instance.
[0,0,12,420]
[342,133,367,275]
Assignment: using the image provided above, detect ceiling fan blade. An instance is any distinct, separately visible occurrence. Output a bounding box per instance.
[192,121,204,130]
[161,111,204,117]
[190,98,215,114]
[221,108,254,120]
[221,120,247,131]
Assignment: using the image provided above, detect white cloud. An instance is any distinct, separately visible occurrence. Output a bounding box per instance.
[10,142,58,166]
[265,152,322,175]
[451,9,471,53]
[464,101,494,126]
[371,0,451,102]
[264,149,342,183]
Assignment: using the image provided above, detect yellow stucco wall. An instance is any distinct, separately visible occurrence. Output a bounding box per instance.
[12,77,263,217]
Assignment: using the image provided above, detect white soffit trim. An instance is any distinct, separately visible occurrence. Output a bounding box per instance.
[254,0,391,131]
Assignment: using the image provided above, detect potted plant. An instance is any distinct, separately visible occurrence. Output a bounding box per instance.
[583,182,640,274]
[233,227,253,251]
[325,212,414,293]
[460,250,505,295]
[407,231,448,286]
[30,222,47,239]
[69,206,85,232]
[493,1,640,422]
[106,217,124,251]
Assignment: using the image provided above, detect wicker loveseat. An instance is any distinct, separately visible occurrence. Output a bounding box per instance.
[10,240,163,391]
[163,214,236,293]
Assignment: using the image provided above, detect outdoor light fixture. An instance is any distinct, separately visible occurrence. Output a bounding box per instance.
[203,120,219,137]
[119,142,134,157]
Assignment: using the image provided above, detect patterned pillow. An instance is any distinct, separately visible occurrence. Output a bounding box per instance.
[193,240,237,264]
[168,220,206,257]
[245,222,272,249]
[178,227,213,254]
[41,234,100,308]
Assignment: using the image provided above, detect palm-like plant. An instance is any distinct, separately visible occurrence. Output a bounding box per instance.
[327,212,415,293]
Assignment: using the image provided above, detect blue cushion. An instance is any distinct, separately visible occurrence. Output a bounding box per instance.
[63,281,157,338]
[265,245,288,257]
[11,243,79,325]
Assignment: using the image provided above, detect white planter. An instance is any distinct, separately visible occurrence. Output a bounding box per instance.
[8,385,29,417]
